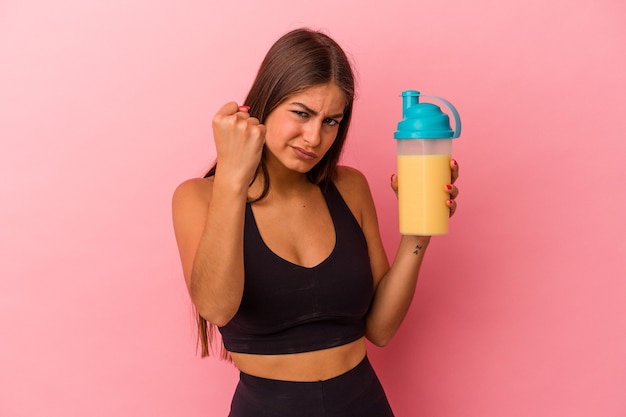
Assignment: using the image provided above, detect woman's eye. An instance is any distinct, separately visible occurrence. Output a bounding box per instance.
[292,111,308,118]
[324,118,339,127]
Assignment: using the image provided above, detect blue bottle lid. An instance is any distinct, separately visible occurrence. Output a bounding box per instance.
[394,90,462,139]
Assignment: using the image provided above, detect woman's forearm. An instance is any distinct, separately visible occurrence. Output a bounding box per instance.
[365,235,432,346]
[189,177,248,326]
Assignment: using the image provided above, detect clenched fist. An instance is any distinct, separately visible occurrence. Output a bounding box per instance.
[212,102,266,186]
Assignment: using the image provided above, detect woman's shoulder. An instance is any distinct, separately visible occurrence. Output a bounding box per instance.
[334,165,369,189]
[172,176,214,210]
[333,166,374,224]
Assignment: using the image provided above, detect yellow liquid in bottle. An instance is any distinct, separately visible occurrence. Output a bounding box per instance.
[397,154,451,235]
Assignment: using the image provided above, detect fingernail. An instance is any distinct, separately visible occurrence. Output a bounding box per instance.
[390,174,395,183]
[452,159,458,166]
[238,105,250,111]
[445,184,453,191]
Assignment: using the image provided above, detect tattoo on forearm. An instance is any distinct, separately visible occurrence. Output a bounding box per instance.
[413,244,423,255]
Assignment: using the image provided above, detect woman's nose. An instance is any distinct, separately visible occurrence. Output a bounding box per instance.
[303,123,322,147]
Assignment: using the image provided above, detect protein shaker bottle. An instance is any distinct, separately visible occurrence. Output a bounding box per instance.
[394,90,461,235]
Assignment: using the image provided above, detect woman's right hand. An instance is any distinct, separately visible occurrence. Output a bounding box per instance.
[212,102,266,185]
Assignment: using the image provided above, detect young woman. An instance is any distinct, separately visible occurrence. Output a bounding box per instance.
[172,28,459,417]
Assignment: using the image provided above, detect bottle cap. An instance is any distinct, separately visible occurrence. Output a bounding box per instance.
[394,90,461,139]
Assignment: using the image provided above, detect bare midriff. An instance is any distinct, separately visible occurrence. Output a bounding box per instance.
[230,337,367,382]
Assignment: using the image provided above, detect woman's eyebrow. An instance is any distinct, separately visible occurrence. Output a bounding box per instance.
[290,102,344,119]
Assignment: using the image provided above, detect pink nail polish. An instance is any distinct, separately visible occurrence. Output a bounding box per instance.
[238,105,250,111]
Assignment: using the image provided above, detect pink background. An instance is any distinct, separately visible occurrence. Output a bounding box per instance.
[1,0,625,416]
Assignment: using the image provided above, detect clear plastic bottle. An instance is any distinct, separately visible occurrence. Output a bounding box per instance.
[394,90,461,235]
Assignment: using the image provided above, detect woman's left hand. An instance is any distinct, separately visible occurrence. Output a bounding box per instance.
[390,158,460,218]
[446,159,459,217]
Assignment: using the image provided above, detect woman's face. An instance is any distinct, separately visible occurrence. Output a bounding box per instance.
[263,83,346,174]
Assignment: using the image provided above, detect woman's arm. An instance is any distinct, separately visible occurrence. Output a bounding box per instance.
[364,232,432,346]
[172,103,265,326]
[172,176,248,326]
[337,161,459,346]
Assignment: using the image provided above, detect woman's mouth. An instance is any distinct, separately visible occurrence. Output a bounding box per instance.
[292,146,317,160]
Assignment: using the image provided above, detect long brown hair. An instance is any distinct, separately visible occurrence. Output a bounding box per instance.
[199,28,356,357]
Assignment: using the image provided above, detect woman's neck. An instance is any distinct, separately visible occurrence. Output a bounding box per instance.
[249,160,316,202]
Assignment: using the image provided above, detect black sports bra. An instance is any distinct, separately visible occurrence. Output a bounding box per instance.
[218,182,374,354]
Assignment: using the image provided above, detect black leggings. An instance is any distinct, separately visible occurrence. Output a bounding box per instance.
[228,356,395,417]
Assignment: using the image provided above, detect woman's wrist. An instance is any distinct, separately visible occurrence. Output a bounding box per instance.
[399,234,431,256]
[401,234,432,243]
